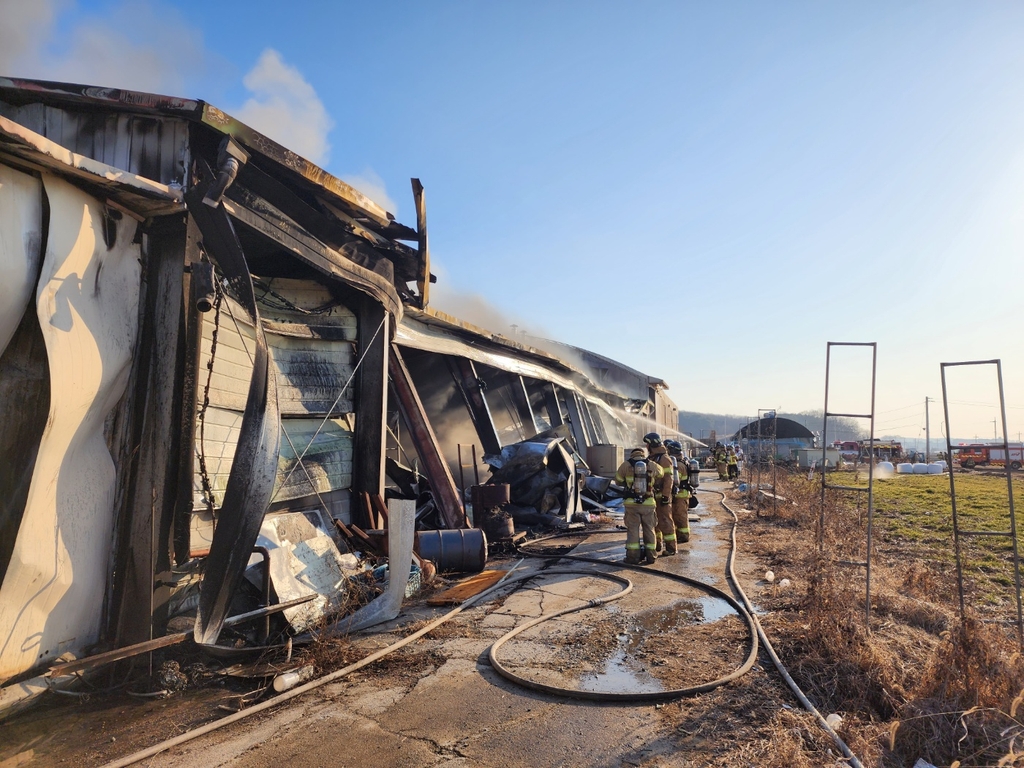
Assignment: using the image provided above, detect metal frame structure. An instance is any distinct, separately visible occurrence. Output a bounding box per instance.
[820,341,877,628]
[755,409,778,516]
[940,359,1023,648]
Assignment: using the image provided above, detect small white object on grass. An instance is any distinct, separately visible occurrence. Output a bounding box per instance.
[825,713,842,728]
[764,570,775,583]
[778,578,791,589]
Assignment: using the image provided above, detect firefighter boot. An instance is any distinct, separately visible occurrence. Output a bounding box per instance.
[655,531,663,553]
[663,534,677,556]
[677,526,691,544]
[644,546,658,565]
[624,547,642,565]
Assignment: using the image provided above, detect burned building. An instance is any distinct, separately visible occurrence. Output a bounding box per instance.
[0,78,681,696]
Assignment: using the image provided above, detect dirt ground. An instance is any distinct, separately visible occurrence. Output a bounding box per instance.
[3,473,1021,767]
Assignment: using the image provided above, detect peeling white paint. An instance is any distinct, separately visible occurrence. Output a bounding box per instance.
[0,175,140,681]
[0,164,43,356]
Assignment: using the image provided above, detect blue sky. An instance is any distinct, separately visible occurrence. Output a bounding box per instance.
[4,1,1023,440]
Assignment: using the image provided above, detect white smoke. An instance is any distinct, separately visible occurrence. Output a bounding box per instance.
[0,3,336,170]
[234,49,334,166]
[342,167,398,216]
[0,0,217,95]
[0,0,56,74]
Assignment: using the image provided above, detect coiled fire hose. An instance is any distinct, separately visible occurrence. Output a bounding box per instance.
[503,535,760,700]
[104,486,859,767]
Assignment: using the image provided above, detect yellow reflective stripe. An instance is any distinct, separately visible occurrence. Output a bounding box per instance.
[644,543,657,550]
[625,542,641,550]
[664,534,677,542]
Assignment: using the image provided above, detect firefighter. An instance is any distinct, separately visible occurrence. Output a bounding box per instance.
[727,446,739,480]
[715,443,728,480]
[643,432,676,555]
[666,439,692,544]
[614,447,663,564]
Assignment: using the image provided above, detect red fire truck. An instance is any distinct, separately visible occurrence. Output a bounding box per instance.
[954,443,1024,470]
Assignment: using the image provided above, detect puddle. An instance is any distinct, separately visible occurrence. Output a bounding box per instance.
[579,646,664,694]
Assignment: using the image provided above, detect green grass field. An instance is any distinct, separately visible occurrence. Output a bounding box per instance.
[867,472,1024,604]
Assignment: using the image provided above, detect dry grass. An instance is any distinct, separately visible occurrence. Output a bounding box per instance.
[737,467,1024,767]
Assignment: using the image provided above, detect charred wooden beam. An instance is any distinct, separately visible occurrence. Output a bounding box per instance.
[412,178,430,309]
[171,216,205,566]
[219,187,402,321]
[447,356,502,457]
[111,216,187,646]
[352,300,390,530]
[236,162,423,283]
[389,345,465,529]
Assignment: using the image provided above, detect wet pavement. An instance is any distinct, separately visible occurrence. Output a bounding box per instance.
[134,478,758,767]
[2,478,767,768]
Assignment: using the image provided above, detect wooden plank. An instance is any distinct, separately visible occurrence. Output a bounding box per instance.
[49,595,318,677]
[426,570,507,606]
[372,493,390,528]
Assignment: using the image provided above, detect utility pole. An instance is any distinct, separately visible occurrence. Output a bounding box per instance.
[925,397,931,462]
[994,419,998,440]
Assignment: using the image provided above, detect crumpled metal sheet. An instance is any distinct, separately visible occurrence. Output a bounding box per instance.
[246,512,357,634]
[486,437,580,521]
[330,499,415,634]
[187,180,281,646]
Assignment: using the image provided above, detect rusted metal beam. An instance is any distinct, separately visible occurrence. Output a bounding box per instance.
[389,345,465,529]
[542,382,564,427]
[447,356,502,457]
[412,178,430,309]
[579,396,605,444]
[562,390,590,453]
[509,374,543,435]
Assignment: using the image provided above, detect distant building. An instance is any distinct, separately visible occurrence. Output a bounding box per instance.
[732,417,816,462]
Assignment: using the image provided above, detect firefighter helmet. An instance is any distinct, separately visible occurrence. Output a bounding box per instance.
[665,439,683,455]
[643,432,662,447]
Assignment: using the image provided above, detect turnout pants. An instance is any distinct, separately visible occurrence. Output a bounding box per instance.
[716,461,728,480]
[672,495,691,543]
[656,501,676,553]
[624,501,658,562]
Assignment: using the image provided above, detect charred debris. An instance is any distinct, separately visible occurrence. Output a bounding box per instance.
[0,77,693,712]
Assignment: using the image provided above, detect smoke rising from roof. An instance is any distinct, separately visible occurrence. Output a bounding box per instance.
[341,167,398,217]
[234,48,334,167]
[0,2,335,170]
[0,0,218,96]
